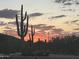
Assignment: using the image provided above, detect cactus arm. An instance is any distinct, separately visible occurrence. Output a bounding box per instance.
[21,5,23,20]
[32,26,35,35]
[23,15,29,36]
[31,25,33,35]
[26,15,29,29]
[23,24,27,36]
[16,14,21,36]
[31,25,35,35]
[33,26,35,35]
[23,11,27,21]
[31,25,35,42]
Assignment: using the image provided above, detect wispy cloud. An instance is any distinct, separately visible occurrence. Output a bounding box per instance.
[75,0,79,5]
[52,28,64,32]
[54,0,79,5]
[64,21,69,24]
[76,24,79,25]
[0,9,18,19]
[29,24,64,34]
[0,21,6,26]
[53,0,79,12]
[30,24,55,30]
[49,15,66,19]
[64,20,79,24]
[54,0,67,3]
[71,20,79,24]
[4,26,12,30]
[0,9,43,19]
[29,13,43,17]
[64,2,73,5]
[73,28,79,30]
[62,9,75,12]
[8,21,16,25]
[77,15,79,16]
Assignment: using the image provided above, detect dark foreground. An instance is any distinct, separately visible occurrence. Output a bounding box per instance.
[0,54,79,59]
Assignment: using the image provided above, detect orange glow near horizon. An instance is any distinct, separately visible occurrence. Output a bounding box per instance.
[3,30,56,42]
[24,32,50,42]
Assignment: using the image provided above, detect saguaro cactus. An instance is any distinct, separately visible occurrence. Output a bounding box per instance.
[16,5,29,41]
[28,34,32,48]
[45,39,47,49]
[45,39,47,43]
[31,25,35,43]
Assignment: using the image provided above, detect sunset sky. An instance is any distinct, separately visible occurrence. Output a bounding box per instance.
[0,0,79,41]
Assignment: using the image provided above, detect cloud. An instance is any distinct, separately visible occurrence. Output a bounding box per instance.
[76,2,79,5]
[53,0,79,12]
[54,0,74,4]
[54,0,67,3]
[64,21,69,24]
[73,28,79,30]
[49,15,66,19]
[29,24,64,34]
[64,2,73,5]
[29,13,43,17]
[52,28,64,32]
[4,26,12,29]
[0,21,6,26]
[0,9,18,19]
[30,24,55,30]
[62,9,75,12]
[8,21,16,25]
[54,0,72,3]
[33,24,46,27]
[64,20,79,24]
[54,0,79,5]
[0,9,43,19]
[76,24,79,25]
[75,0,79,5]
[71,20,79,24]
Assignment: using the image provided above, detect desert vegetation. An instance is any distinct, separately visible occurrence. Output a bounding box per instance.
[0,5,79,58]
[0,33,79,56]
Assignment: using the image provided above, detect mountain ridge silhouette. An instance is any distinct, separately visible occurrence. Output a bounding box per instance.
[0,33,24,54]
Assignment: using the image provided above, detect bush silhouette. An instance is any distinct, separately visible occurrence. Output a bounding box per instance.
[1,32,79,56]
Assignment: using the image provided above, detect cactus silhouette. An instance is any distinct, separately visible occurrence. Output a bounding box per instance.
[28,33,32,48]
[45,39,47,49]
[45,39,47,43]
[38,38,41,42]
[31,25,35,43]
[16,5,29,40]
